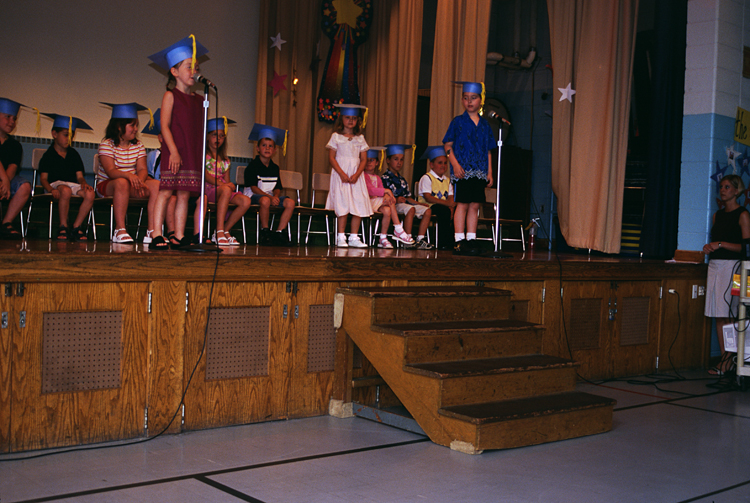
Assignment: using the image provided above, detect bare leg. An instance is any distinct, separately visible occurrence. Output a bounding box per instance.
[349,215,361,235]
[173,190,190,240]
[73,186,95,229]
[57,185,73,226]
[2,182,31,225]
[418,207,432,236]
[402,207,415,235]
[226,193,251,232]
[166,195,177,234]
[276,197,295,231]
[380,206,392,234]
[454,202,468,234]
[466,202,480,234]
[151,189,174,238]
[337,214,348,233]
[108,178,131,230]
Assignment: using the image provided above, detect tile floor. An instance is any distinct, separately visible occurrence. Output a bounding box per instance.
[1,371,748,503]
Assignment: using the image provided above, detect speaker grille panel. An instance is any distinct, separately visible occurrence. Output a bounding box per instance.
[308,305,336,373]
[206,307,269,380]
[569,298,602,350]
[42,311,122,393]
[620,296,650,346]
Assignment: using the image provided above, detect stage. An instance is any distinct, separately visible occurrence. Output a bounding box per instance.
[0,240,710,453]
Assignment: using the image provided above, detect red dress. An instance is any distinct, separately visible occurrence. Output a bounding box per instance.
[160,88,203,193]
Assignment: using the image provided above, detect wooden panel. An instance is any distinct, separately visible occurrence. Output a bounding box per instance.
[659,278,711,370]
[569,299,603,350]
[562,282,612,380]
[0,291,11,453]
[205,307,270,380]
[11,283,149,451]
[147,281,185,435]
[612,282,661,376]
[289,282,339,417]
[182,282,290,430]
[307,304,336,373]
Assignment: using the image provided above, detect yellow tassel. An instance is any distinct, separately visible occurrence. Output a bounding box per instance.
[190,34,197,72]
[223,116,228,137]
[411,144,416,165]
[146,107,154,130]
[378,152,384,173]
[283,130,288,156]
[362,107,368,129]
[68,115,73,144]
[480,82,486,115]
[32,107,40,135]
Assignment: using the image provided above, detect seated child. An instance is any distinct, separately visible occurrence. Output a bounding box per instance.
[363,147,414,248]
[0,97,32,239]
[418,146,455,250]
[194,117,251,247]
[381,143,434,249]
[243,123,294,246]
[142,109,177,245]
[39,114,96,241]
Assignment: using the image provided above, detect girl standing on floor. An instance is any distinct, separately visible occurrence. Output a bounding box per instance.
[147,35,208,250]
[325,104,372,248]
[194,117,250,246]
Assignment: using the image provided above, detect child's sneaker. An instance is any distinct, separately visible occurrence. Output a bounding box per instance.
[336,235,349,247]
[378,236,393,248]
[393,229,415,246]
[348,234,368,248]
[414,238,434,250]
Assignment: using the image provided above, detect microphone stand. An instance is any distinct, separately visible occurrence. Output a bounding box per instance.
[483,122,511,258]
[182,82,220,253]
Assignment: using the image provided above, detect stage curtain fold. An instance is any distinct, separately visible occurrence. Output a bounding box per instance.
[427,0,492,146]
[547,0,639,253]
[360,0,424,183]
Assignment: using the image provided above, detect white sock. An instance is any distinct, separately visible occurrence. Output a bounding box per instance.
[417,235,425,241]
[338,233,346,239]
[467,233,476,241]
[455,233,466,241]
[394,224,404,233]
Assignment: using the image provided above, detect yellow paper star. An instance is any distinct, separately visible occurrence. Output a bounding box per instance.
[333,0,362,29]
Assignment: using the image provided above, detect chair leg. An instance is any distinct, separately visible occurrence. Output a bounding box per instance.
[109,206,114,241]
[48,201,53,239]
[520,224,526,251]
[241,215,246,244]
[136,208,144,239]
[19,210,25,238]
[305,215,313,244]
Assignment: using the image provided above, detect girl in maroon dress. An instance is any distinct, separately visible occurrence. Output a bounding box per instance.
[147,35,208,249]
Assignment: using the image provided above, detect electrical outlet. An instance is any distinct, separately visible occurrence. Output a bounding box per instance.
[698,286,705,296]
[692,285,698,299]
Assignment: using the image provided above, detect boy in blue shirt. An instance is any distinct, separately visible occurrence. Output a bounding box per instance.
[0,98,31,239]
[442,82,496,255]
[39,114,95,241]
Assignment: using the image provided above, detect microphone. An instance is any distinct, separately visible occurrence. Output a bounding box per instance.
[484,109,511,125]
[193,73,216,89]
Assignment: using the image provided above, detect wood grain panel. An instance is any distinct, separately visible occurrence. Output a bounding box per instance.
[182,282,291,430]
[11,283,148,451]
[147,281,185,435]
[659,278,711,370]
[612,282,660,377]
[561,282,612,380]
[0,292,11,453]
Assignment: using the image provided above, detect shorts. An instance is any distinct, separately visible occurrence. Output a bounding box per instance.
[454,177,487,204]
[705,259,741,317]
[50,180,83,195]
[10,175,30,196]
[395,202,429,218]
[245,190,289,207]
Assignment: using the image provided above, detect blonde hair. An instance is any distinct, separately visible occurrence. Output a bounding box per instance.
[721,174,745,198]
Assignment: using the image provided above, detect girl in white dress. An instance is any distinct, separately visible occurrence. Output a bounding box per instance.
[325,104,372,248]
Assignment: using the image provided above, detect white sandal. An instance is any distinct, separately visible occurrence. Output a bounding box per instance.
[113,228,134,244]
[393,229,415,245]
[379,236,393,248]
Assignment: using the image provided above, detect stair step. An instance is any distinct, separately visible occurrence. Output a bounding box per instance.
[439,391,616,424]
[405,355,575,378]
[338,286,511,324]
[374,319,541,336]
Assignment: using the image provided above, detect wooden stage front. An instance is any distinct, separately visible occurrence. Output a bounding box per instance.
[0,241,710,453]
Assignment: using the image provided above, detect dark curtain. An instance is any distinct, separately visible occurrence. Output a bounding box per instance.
[640,0,687,258]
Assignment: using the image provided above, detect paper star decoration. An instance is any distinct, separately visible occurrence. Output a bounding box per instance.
[710,160,728,184]
[726,145,740,172]
[268,71,287,97]
[558,83,576,103]
[270,33,286,51]
[332,0,363,29]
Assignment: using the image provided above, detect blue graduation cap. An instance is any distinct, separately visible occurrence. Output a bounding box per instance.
[454,81,484,95]
[248,123,288,156]
[141,109,161,135]
[207,117,236,134]
[43,113,93,132]
[385,144,416,165]
[367,146,385,159]
[100,102,150,120]
[0,97,23,116]
[333,103,368,128]
[148,35,208,71]
[420,145,447,161]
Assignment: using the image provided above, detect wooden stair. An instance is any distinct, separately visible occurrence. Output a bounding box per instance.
[334,286,615,454]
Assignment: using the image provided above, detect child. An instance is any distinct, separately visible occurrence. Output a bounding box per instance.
[326,104,371,248]
[381,144,434,249]
[243,123,295,246]
[418,145,455,250]
[0,97,31,239]
[142,109,177,245]
[97,102,161,244]
[147,35,208,250]
[39,114,95,241]
[443,81,496,256]
[363,147,414,248]
[195,117,250,246]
